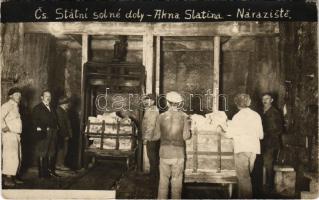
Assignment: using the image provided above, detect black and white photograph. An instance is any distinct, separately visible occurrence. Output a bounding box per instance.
[0,1,318,199]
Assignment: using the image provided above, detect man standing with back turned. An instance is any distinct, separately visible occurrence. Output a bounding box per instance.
[220,93,264,198]
[151,91,190,199]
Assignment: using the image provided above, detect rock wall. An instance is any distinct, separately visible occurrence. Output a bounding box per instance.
[1,23,64,168]
[162,36,214,115]
[279,22,318,191]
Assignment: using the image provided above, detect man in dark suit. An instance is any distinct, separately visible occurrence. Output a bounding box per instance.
[261,93,284,194]
[32,90,60,178]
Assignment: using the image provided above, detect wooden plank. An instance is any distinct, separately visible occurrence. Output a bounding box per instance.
[2,190,116,199]
[155,36,161,95]
[193,128,198,173]
[218,132,222,172]
[79,33,89,168]
[85,148,136,157]
[143,31,154,94]
[142,29,154,172]
[100,120,105,150]
[24,22,279,36]
[213,36,220,112]
[184,170,237,184]
[186,151,233,156]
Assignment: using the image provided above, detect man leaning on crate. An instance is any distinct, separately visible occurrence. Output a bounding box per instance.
[219,93,264,198]
[150,91,191,199]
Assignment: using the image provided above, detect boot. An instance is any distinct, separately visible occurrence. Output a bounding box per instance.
[47,157,61,178]
[3,175,15,187]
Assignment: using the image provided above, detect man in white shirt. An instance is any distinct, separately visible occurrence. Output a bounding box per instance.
[1,87,23,187]
[220,93,263,198]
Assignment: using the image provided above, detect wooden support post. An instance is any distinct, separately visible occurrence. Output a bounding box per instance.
[78,33,89,169]
[143,31,154,94]
[141,31,155,172]
[155,36,161,95]
[213,36,220,112]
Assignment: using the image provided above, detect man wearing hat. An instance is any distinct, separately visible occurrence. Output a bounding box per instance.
[56,96,72,171]
[32,90,59,178]
[151,91,190,199]
[220,93,264,198]
[142,93,160,179]
[1,87,23,187]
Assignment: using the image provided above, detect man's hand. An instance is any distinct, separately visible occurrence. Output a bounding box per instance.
[2,127,10,132]
[218,122,227,132]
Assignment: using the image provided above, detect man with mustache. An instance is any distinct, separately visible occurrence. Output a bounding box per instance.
[261,93,284,194]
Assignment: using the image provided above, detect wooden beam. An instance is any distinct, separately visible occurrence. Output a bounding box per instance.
[213,36,220,112]
[82,34,89,65]
[141,29,155,173]
[24,22,279,37]
[78,33,89,169]
[143,30,154,94]
[155,36,161,95]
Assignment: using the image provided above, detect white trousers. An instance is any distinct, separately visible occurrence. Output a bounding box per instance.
[2,132,21,176]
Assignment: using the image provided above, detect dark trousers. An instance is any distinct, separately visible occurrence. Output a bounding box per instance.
[146,141,159,177]
[36,129,57,158]
[56,137,69,167]
[263,148,279,191]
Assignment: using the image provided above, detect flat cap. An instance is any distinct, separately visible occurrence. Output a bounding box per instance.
[58,96,70,105]
[166,91,183,103]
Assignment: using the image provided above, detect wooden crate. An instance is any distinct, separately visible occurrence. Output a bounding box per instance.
[184,128,237,197]
[84,120,138,169]
[185,129,235,173]
[85,120,137,151]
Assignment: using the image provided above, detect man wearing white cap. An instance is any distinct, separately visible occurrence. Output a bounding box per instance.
[151,91,190,199]
[1,87,23,187]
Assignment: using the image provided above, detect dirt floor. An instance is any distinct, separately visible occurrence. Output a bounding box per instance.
[3,159,296,199]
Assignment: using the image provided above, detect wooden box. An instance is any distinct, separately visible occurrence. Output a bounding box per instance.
[274,165,296,196]
[185,130,235,172]
[85,120,137,151]
[185,129,236,186]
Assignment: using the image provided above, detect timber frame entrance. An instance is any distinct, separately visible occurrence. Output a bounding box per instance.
[24,21,279,170]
